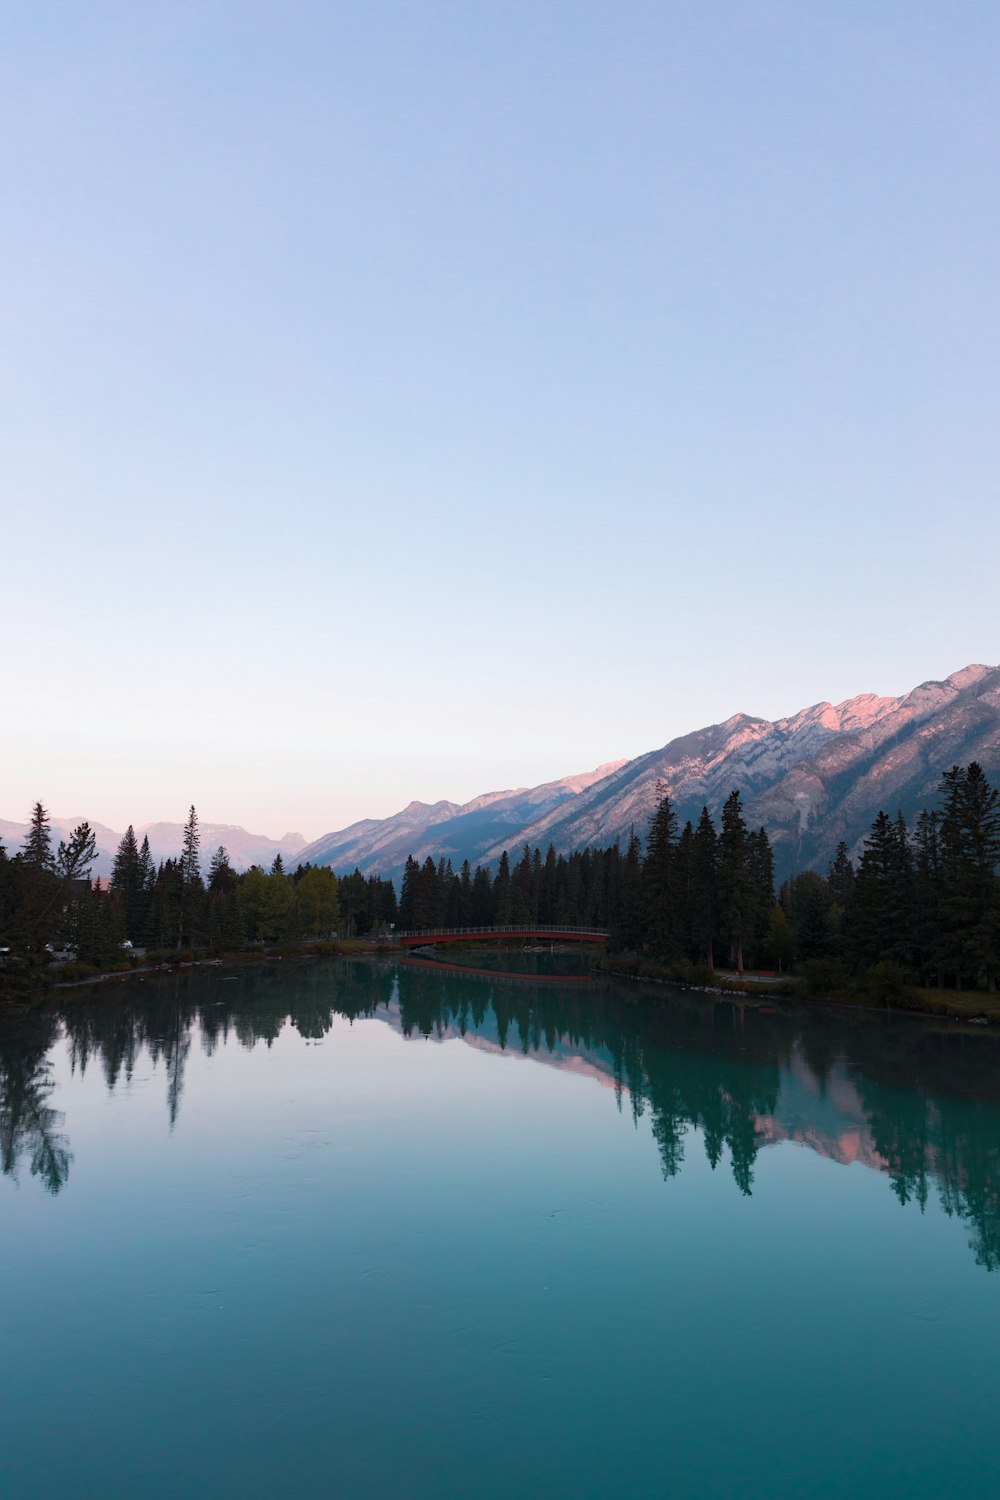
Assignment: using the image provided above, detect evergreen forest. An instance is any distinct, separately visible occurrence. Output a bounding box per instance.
[1,763,999,1001]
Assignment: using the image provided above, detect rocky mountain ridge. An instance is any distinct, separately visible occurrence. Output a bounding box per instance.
[295,762,625,878]
[300,663,1000,881]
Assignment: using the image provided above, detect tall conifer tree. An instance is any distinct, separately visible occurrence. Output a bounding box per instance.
[494,852,513,925]
[398,856,419,930]
[180,806,201,887]
[719,790,751,973]
[690,806,719,970]
[619,829,644,950]
[177,806,203,949]
[111,826,145,942]
[642,786,679,956]
[21,803,53,870]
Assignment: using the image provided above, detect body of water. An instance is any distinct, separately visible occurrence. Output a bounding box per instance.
[2,958,999,1498]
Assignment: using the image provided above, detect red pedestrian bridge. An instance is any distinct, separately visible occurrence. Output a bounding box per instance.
[393,924,609,950]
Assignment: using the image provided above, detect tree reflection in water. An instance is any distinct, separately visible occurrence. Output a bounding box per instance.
[0,1009,72,1193]
[2,960,998,1267]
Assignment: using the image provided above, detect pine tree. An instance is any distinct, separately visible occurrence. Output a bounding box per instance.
[913,810,943,985]
[746,826,775,966]
[333,869,365,936]
[55,823,97,881]
[642,786,679,957]
[588,845,606,932]
[826,841,855,958]
[827,842,855,907]
[846,809,913,973]
[138,834,154,889]
[618,828,644,950]
[718,790,751,973]
[112,826,140,890]
[690,806,719,970]
[465,864,487,924]
[458,860,473,925]
[439,858,455,925]
[207,849,244,950]
[177,806,203,949]
[74,876,125,965]
[399,856,419,930]
[377,874,398,932]
[208,846,237,893]
[111,826,145,942]
[674,821,695,958]
[563,851,582,926]
[416,857,441,928]
[446,868,464,926]
[137,835,155,945]
[21,803,53,870]
[960,763,1000,990]
[937,763,1000,990]
[938,766,970,984]
[271,852,285,877]
[152,859,183,949]
[494,852,512,925]
[180,806,201,887]
[786,870,833,961]
[539,845,558,925]
[510,846,536,924]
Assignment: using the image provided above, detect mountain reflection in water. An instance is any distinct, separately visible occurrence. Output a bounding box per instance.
[2,958,999,1269]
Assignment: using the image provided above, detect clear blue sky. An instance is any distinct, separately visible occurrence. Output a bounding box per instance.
[3,1,998,838]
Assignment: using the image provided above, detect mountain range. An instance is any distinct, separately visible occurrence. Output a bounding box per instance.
[6,663,997,885]
[297,663,1000,881]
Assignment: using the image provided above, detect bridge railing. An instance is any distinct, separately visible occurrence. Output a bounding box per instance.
[392,924,610,940]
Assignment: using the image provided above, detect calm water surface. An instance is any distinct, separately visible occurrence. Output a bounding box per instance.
[2,958,999,1499]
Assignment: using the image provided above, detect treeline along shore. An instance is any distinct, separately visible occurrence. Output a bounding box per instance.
[1,763,998,1013]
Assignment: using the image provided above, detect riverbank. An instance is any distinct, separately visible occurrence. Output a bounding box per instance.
[0,938,389,1007]
[598,955,1000,1024]
[5,941,998,1027]
[0,935,602,1006]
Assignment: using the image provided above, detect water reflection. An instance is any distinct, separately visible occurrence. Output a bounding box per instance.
[402,954,596,987]
[2,959,999,1268]
[0,1009,72,1193]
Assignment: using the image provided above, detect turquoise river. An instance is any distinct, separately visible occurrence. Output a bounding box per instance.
[1,956,999,1498]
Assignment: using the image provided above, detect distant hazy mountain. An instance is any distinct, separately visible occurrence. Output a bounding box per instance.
[136,823,307,874]
[0,817,124,878]
[301,664,1000,881]
[0,816,306,878]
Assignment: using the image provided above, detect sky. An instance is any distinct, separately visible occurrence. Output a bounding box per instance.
[3,1,998,840]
